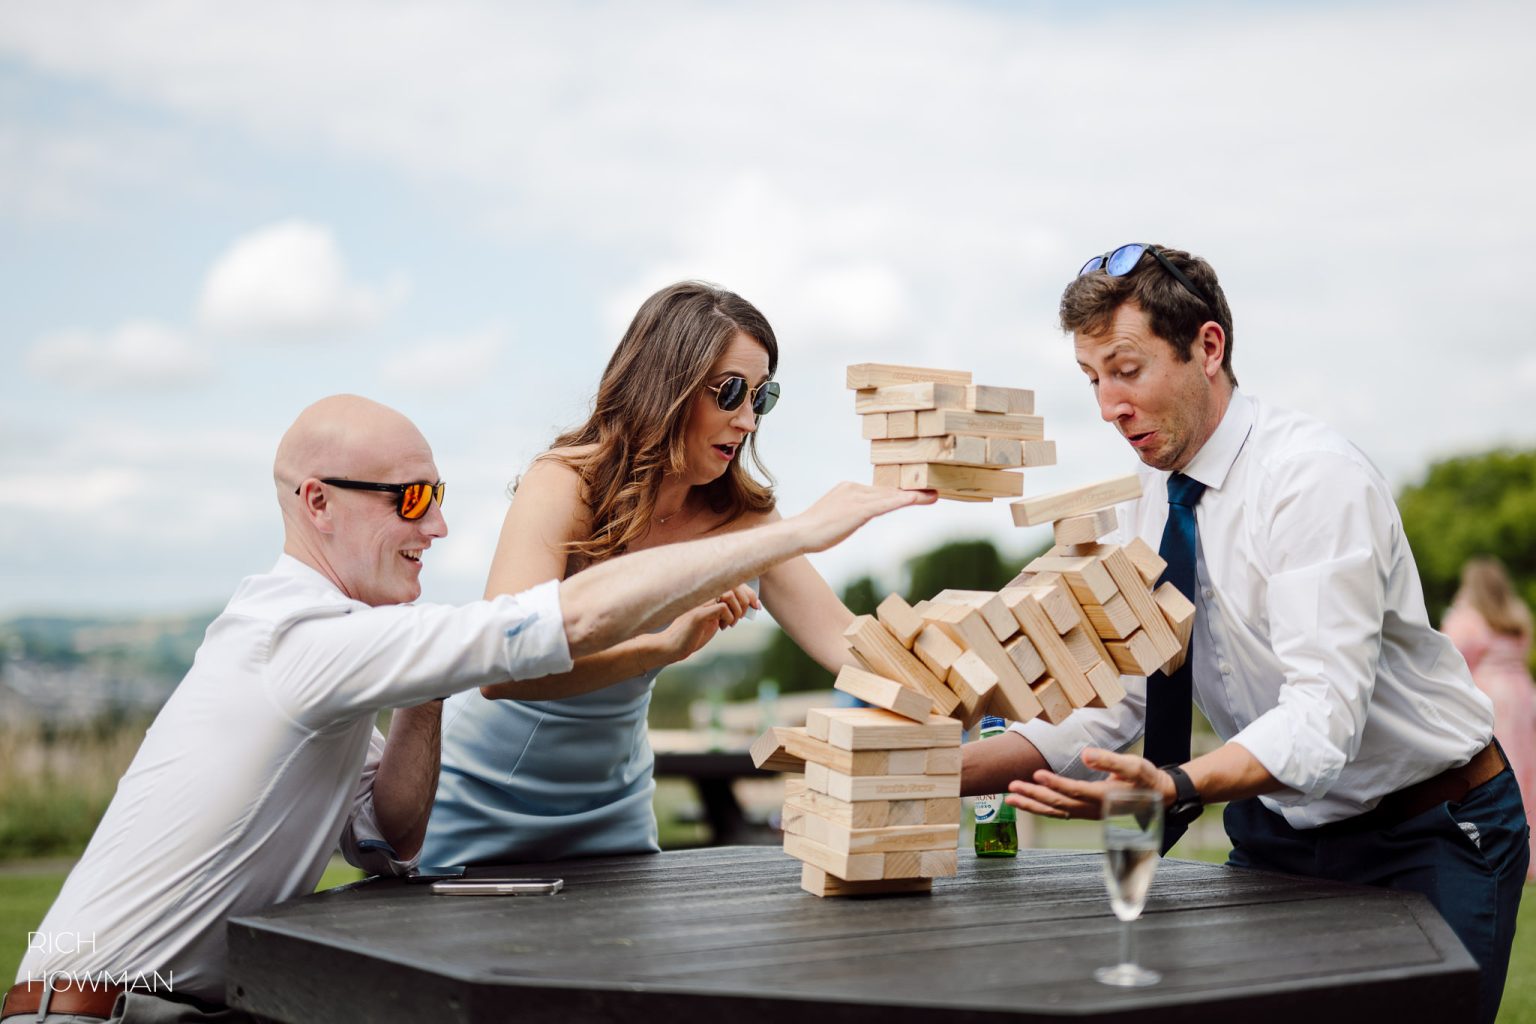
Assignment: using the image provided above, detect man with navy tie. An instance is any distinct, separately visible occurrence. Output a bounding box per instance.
[961,243,1525,1022]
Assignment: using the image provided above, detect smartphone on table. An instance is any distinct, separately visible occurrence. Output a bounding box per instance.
[430,878,564,896]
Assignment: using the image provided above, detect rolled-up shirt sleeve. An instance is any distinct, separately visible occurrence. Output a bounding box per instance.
[338,727,417,876]
[270,579,575,727]
[1227,452,1391,804]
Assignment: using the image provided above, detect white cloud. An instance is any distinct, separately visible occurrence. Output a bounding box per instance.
[26,320,212,390]
[196,219,403,338]
[378,327,505,393]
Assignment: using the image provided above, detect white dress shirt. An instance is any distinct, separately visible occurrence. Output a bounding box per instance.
[17,555,572,1003]
[1016,390,1493,828]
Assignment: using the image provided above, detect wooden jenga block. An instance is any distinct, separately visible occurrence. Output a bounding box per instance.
[784,806,959,854]
[844,616,959,716]
[870,435,989,467]
[801,863,933,898]
[846,364,972,390]
[883,848,959,879]
[750,726,806,772]
[1091,546,1182,662]
[946,650,998,728]
[1125,537,1167,586]
[886,410,918,438]
[1154,582,1197,673]
[916,410,1045,440]
[1009,474,1143,527]
[855,382,968,415]
[806,707,963,750]
[965,385,1034,415]
[888,797,963,826]
[1031,677,1074,724]
[1023,554,1118,605]
[921,603,1042,723]
[1105,630,1165,675]
[1061,626,1101,672]
[783,832,883,881]
[875,593,925,647]
[1003,634,1046,683]
[913,623,963,679]
[1007,590,1099,708]
[783,728,914,776]
[805,762,961,802]
[861,414,890,440]
[872,465,901,487]
[924,747,962,774]
[1080,592,1139,640]
[1000,579,1078,634]
[786,787,891,829]
[932,589,1017,642]
[983,438,1023,468]
[834,665,931,723]
[1087,662,1127,706]
[1053,507,1119,546]
[899,463,1024,498]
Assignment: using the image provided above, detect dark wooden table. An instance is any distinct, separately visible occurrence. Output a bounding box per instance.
[227,846,1476,1023]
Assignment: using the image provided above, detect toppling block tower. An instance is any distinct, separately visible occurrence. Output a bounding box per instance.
[849,363,1057,502]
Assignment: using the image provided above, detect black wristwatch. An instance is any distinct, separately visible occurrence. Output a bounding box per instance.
[1160,764,1205,828]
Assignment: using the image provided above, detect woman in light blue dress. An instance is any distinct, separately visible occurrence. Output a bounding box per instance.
[423,281,867,865]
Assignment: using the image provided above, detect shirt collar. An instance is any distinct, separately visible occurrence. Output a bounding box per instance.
[271,552,344,594]
[1178,388,1253,492]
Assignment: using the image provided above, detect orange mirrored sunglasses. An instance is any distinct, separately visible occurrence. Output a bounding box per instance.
[296,478,446,520]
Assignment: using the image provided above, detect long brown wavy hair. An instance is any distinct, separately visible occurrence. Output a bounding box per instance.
[1454,556,1533,639]
[546,281,778,563]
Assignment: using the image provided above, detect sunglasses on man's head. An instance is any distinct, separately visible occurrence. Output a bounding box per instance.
[705,376,781,417]
[1078,242,1215,310]
[295,478,447,520]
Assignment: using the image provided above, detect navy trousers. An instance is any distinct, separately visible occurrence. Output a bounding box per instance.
[1224,766,1528,1024]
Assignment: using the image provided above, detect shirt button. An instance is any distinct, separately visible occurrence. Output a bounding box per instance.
[1203,588,1214,599]
[1220,662,1233,676]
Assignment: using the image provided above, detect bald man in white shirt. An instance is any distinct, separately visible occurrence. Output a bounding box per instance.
[7,395,932,1024]
[962,245,1525,1023]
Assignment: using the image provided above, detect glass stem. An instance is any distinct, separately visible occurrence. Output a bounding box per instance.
[1120,917,1135,967]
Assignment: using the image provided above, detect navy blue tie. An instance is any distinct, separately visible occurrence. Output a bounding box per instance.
[1144,472,1206,848]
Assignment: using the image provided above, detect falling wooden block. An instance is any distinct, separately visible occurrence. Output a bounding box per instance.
[875,593,925,647]
[844,616,959,716]
[846,363,973,390]
[932,589,1017,642]
[1086,661,1127,705]
[965,385,1034,415]
[1053,508,1119,546]
[899,463,1024,498]
[886,410,918,438]
[884,848,959,879]
[1008,590,1099,707]
[916,410,1046,440]
[805,762,961,802]
[1000,579,1078,634]
[1031,677,1074,725]
[783,804,959,854]
[1093,545,1182,662]
[946,650,999,729]
[870,435,989,467]
[750,726,806,772]
[1154,581,1197,673]
[913,623,964,679]
[1105,630,1165,675]
[834,665,932,723]
[1004,633,1046,683]
[1125,537,1167,587]
[801,863,933,897]
[1009,474,1143,527]
[1079,592,1139,640]
[784,832,883,881]
[1061,626,1102,672]
[806,707,963,750]
[1023,554,1118,605]
[921,603,1042,723]
[855,382,968,415]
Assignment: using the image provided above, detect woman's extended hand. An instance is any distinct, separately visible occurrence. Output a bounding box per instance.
[659,584,759,663]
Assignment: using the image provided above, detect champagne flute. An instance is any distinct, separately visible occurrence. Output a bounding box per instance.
[1094,788,1163,987]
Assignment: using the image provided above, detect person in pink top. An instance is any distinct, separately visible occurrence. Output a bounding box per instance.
[1444,556,1536,880]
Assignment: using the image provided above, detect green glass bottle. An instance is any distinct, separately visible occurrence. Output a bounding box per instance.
[973,715,1018,857]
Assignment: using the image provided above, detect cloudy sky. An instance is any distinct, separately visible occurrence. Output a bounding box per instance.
[2,0,1532,619]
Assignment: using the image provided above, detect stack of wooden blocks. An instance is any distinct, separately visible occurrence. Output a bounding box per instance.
[849,362,1057,502]
[751,472,1197,898]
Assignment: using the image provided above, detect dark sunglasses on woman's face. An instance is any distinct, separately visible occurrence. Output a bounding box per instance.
[293,478,446,520]
[705,376,780,417]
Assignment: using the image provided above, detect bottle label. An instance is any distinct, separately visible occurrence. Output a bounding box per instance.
[974,795,999,823]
